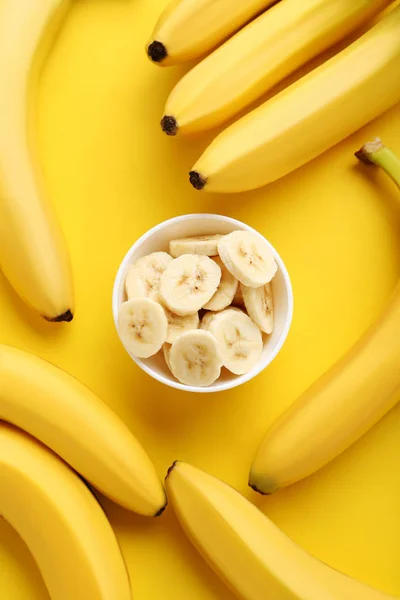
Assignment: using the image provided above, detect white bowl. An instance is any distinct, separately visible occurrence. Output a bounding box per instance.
[112,214,293,393]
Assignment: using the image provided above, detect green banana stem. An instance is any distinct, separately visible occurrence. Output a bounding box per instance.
[355,137,400,189]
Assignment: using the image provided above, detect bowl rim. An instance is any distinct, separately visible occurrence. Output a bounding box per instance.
[112,213,294,393]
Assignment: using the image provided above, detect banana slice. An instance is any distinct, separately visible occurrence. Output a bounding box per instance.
[118,298,168,358]
[241,282,274,334]
[160,255,221,316]
[218,231,277,288]
[125,252,172,301]
[201,306,242,331]
[170,235,223,258]
[163,344,172,372]
[203,256,238,311]
[169,330,222,387]
[208,308,263,375]
[164,308,199,344]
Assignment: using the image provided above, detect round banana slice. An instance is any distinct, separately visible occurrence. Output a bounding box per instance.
[218,231,277,288]
[118,298,168,358]
[241,282,274,334]
[203,256,238,311]
[208,309,263,375]
[169,330,222,387]
[169,235,223,258]
[125,252,172,301]
[201,307,242,331]
[159,255,221,316]
[164,308,199,344]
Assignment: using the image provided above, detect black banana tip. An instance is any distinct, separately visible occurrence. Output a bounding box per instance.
[248,481,269,496]
[165,460,179,481]
[45,309,74,323]
[148,41,167,63]
[154,502,168,517]
[161,115,178,136]
[189,171,207,191]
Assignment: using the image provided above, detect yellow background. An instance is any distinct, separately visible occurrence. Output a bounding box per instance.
[1,0,400,598]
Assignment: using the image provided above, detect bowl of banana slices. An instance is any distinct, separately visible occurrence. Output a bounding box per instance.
[112,214,293,393]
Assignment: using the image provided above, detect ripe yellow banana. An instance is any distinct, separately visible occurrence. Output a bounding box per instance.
[146,0,277,66]
[0,423,132,600]
[250,139,400,495]
[0,344,167,516]
[162,0,392,136]
[0,0,74,321]
[189,4,400,193]
[166,462,396,600]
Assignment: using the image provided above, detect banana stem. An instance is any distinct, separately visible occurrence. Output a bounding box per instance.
[355,137,400,189]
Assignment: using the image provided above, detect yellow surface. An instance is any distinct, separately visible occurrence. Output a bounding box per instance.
[0,0,399,598]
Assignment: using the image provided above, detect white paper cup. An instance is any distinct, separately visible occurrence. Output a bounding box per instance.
[112,214,293,393]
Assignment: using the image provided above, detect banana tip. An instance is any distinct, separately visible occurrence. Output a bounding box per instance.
[161,115,178,136]
[45,310,74,323]
[189,171,207,191]
[248,475,277,495]
[165,460,179,480]
[154,501,168,517]
[148,41,167,63]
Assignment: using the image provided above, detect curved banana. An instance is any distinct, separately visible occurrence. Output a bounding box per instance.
[162,0,391,136]
[0,0,74,321]
[146,0,277,67]
[250,139,400,495]
[189,4,400,193]
[0,423,132,600]
[0,344,167,516]
[166,462,396,600]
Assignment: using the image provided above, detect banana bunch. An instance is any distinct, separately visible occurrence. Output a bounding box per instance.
[190,4,400,193]
[250,139,400,495]
[0,0,74,321]
[0,344,167,597]
[148,0,399,192]
[166,462,397,600]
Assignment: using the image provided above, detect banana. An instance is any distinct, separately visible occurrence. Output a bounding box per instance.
[0,423,132,600]
[201,306,242,331]
[169,330,222,386]
[250,139,400,495]
[207,308,263,375]
[0,0,74,321]
[189,5,400,193]
[166,461,397,600]
[0,344,167,516]
[164,307,199,343]
[160,254,221,316]
[203,256,238,311]
[118,298,168,358]
[146,0,277,67]
[241,282,274,334]
[162,0,392,136]
[170,234,222,258]
[218,231,277,287]
[125,252,172,301]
